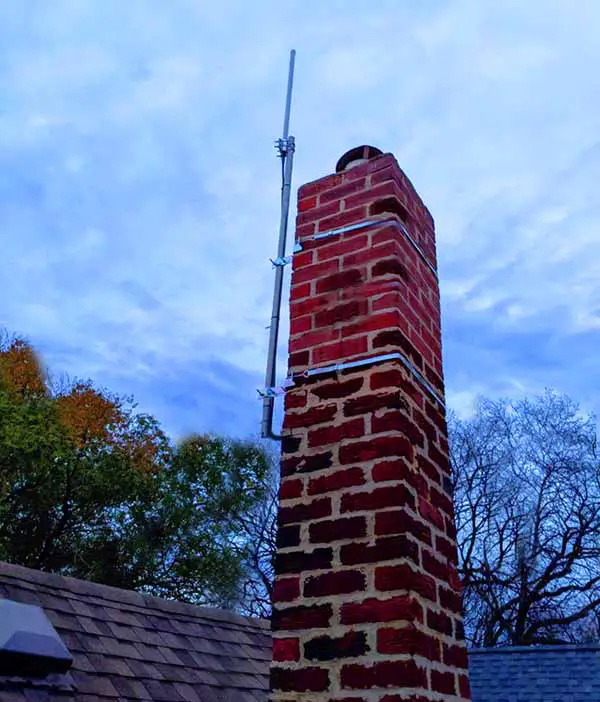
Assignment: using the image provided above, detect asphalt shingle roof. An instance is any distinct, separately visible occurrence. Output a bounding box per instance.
[469,644,600,702]
[0,562,271,702]
[2,561,600,701]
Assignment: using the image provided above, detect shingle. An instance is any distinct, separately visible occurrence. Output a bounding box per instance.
[0,562,272,702]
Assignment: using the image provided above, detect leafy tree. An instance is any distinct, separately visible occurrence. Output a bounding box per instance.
[0,331,271,607]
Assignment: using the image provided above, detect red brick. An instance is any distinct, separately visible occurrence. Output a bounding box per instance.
[369,368,405,391]
[289,314,312,336]
[290,294,328,318]
[427,609,453,635]
[425,400,447,433]
[342,239,400,268]
[297,199,340,226]
[443,643,469,669]
[318,205,368,232]
[288,349,310,369]
[304,570,366,598]
[343,310,409,339]
[314,299,367,327]
[340,659,426,690]
[284,390,307,410]
[375,509,432,546]
[293,249,315,268]
[431,670,456,696]
[430,485,454,517]
[340,535,419,567]
[299,173,343,199]
[308,467,365,495]
[375,563,437,602]
[372,458,411,483]
[341,485,415,513]
[341,595,422,625]
[275,547,332,575]
[272,603,332,631]
[293,259,340,287]
[276,524,300,549]
[343,390,407,417]
[343,179,402,210]
[373,329,423,369]
[316,268,363,294]
[416,454,442,485]
[459,674,471,698]
[284,404,337,430]
[296,222,316,239]
[272,637,300,662]
[418,498,445,532]
[272,577,300,603]
[372,257,408,280]
[311,376,364,400]
[291,281,312,299]
[309,516,367,544]
[270,666,330,693]
[377,625,440,661]
[319,177,367,203]
[281,435,302,455]
[305,631,368,661]
[339,435,414,465]
[436,534,458,562]
[429,441,451,474]
[278,498,332,526]
[439,586,463,614]
[422,551,449,581]
[296,451,334,474]
[308,419,365,449]
[371,410,425,447]
[279,478,303,500]
[413,409,437,446]
[312,336,369,365]
[315,233,369,263]
[289,327,339,354]
[297,195,317,212]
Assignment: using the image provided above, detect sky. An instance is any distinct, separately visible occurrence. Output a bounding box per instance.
[1,0,599,443]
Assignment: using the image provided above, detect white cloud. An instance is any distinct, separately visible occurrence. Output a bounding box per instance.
[1,0,599,438]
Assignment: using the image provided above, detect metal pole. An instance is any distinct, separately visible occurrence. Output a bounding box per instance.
[261,50,296,441]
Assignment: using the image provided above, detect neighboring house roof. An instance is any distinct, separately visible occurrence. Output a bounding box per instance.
[0,562,270,701]
[2,561,600,701]
[469,644,600,702]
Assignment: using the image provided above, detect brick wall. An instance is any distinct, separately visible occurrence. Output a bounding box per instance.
[269,149,471,701]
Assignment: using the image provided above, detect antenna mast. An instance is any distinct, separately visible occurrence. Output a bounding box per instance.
[261,49,296,441]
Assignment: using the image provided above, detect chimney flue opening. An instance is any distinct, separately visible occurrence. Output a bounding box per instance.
[335,145,383,173]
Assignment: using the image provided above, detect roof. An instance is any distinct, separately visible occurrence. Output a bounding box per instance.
[2,561,600,701]
[0,562,271,702]
[469,643,600,701]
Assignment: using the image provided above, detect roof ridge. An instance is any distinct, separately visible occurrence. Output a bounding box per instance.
[0,561,270,631]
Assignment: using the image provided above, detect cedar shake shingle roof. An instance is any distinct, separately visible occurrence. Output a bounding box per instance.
[0,562,271,701]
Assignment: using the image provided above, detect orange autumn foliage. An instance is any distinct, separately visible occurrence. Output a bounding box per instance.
[0,334,165,475]
[54,382,123,449]
[0,338,47,397]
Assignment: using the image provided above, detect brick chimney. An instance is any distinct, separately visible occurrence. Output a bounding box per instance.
[269,147,471,701]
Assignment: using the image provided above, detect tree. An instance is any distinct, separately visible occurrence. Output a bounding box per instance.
[0,331,271,607]
[450,390,600,647]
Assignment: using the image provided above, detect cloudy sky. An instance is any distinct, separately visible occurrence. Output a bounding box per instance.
[2,0,599,442]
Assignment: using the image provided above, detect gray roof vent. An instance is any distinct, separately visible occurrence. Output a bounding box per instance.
[0,599,73,677]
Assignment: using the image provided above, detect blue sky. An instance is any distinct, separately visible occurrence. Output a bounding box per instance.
[1,1,599,443]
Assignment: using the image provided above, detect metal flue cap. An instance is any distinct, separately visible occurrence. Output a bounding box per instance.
[335,145,383,173]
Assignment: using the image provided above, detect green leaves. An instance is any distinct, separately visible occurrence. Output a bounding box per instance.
[0,330,275,608]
